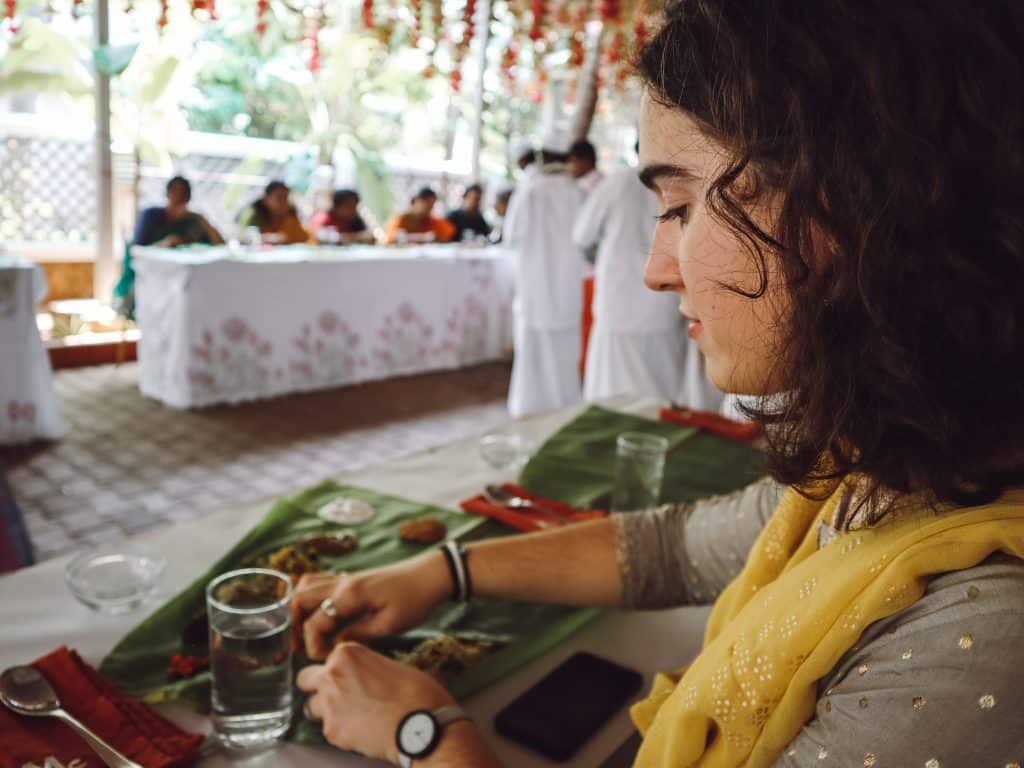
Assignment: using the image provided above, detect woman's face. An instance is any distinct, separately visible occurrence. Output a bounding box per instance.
[411,196,436,217]
[265,187,292,217]
[639,92,790,396]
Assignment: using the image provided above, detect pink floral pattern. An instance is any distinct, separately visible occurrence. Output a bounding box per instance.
[290,311,365,385]
[372,301,441,375]
[6,400,36,424]
[188,317,276,396]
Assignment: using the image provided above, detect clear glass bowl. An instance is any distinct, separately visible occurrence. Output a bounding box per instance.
[478,433,535,472]
[65,546,166,614]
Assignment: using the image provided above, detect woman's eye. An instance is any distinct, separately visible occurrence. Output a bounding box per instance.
[656,205,690,227]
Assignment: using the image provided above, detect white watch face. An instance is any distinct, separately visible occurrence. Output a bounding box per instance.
[399,712,436,756]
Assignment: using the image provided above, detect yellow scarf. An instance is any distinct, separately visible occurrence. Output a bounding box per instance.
[631,480,1024,767]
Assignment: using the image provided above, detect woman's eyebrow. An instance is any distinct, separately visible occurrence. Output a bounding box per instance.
[638,163,699,190]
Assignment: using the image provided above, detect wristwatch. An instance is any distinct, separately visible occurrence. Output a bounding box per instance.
[396,705,471,767]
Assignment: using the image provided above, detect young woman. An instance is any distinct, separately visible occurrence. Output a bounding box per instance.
[132,176,223,248]
[384,187,457,244]
[292,2,1024,765]
[239,180,310,244]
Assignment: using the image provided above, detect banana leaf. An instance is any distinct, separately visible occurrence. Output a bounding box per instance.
[518,405,767,508]
[99,482,598,745]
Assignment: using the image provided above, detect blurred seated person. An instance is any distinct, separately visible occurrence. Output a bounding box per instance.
[445,183,492,242]
[311,189,374,244]
[133,176,224,247]
[489,187,512,243]
[239,181,310,244]
[384,187,456,245]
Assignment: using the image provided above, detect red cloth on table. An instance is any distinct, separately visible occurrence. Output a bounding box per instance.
[580,276,595,379]
[658,406,762,443]
[460,483,607,533]
[0,647,203,768]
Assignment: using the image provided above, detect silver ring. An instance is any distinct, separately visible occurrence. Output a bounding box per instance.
[320,597,338,618]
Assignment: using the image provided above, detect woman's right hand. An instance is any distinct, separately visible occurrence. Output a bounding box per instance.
[292,551,452,660]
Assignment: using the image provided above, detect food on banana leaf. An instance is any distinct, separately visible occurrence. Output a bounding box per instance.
[166,653,209,681]
[397,517,447,545]
[266,545,320,577]
[394,635,500,684]
[303,533,358,557]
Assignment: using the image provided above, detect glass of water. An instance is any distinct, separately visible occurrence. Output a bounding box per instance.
[611,432,670,512]
[206,568,293,750]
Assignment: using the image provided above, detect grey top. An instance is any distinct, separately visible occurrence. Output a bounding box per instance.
[614,479,1024,766]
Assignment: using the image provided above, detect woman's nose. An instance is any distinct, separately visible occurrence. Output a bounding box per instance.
[644,229,683,293]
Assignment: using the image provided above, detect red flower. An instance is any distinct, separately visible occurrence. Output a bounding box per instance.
[222,316,248,342]
[318,310,340,334]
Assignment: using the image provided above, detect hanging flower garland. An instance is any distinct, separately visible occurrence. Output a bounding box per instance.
[157,0,169,29]
[305,0,324,72]
[408,0,421,46]
[632,0,648,50]
[255,0,268,35]
[528,0,544,42]
[362,0,374,29]
[569,0,586,67]
[3,0,17,34]
[499,38,519,92]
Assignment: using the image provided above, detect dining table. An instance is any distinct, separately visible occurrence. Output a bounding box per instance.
[0,396,712,767]
[131,243,516,409]
[0,255,65,445]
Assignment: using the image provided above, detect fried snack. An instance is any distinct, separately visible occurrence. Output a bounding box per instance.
[395,634,499,684]
[397,517,447,545]
[303,533,358,557]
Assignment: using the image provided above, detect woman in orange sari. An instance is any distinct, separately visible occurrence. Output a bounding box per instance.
[384,187,456,245]
[290,3,1024,766]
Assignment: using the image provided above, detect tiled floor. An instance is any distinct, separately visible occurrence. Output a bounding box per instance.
[0,361,512,564]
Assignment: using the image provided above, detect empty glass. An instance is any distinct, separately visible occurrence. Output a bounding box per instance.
[611,432,669,512]
[206,568,293,750]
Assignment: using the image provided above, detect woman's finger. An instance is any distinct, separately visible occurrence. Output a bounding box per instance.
[296,663,326,692]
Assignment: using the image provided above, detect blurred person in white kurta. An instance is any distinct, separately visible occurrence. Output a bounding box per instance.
[504,145,586,417]
[573,166,688,401]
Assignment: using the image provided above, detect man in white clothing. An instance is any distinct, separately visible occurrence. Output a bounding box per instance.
[568,139,604,196]
[504,137,586,417]
[574,166,689,401]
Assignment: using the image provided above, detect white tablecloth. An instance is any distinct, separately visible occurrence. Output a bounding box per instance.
[0,257,64,444]
[0,397,709,768]
[133,244,516,408]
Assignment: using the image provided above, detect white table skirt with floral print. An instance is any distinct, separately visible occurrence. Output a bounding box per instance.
[132,244,516,408]
[0,257,65,444]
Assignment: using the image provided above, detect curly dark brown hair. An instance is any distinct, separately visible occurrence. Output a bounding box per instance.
[638,0,1024,522]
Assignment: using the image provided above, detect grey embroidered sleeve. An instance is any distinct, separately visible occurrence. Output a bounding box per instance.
[772,555,1024,767]
[614,476,784,609]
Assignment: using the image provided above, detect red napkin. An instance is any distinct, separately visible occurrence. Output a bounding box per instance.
[460,483,607,532]
[0,647,203,768]
[659,405,762,443]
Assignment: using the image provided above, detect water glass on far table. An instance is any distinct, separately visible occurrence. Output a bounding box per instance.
[206,568,293,750]
[611,432,669,513]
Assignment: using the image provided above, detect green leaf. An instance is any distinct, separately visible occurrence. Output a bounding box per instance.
[93,43,138,77]
[518,405,767,508]
[0,70,91,97]
[138,56,179,104]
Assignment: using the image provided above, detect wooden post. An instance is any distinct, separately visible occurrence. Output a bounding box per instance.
[93,0,116,304]
[570,24,605,142]
[469,0,493,180]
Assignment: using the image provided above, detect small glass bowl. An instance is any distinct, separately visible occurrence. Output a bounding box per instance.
[65,545,166,614]
[479,433,535,472]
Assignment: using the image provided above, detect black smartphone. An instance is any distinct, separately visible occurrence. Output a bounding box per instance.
[494,652,644,763]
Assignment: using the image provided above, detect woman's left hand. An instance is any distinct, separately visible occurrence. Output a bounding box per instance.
[297,642,456,764]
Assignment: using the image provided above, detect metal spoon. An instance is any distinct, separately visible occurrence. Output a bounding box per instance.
[482,485,570,526]
[0,665,143,768]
